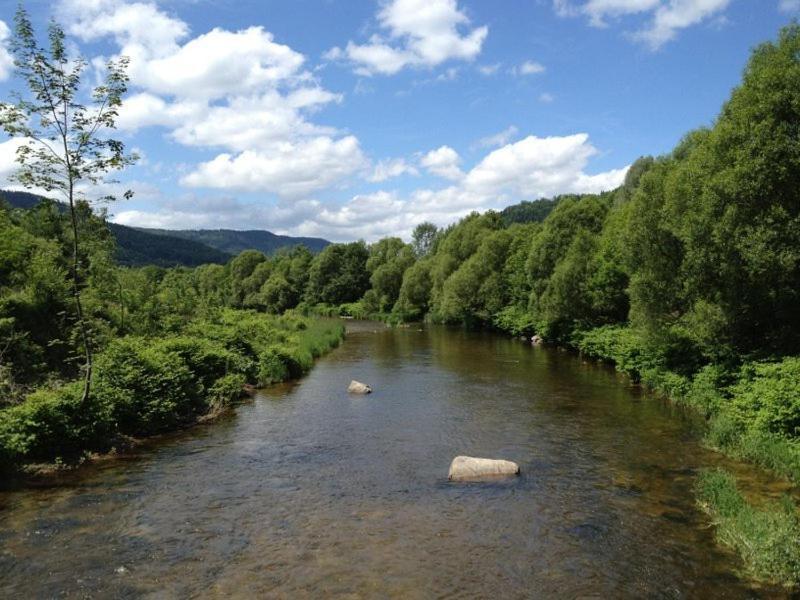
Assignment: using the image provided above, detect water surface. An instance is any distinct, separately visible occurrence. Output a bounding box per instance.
[0,323,790,597]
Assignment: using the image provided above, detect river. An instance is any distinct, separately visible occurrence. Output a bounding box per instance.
[0,322,790,598]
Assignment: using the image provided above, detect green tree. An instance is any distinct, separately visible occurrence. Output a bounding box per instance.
[366,237,416,312]
[304,241,370,305]
[0,8,136,402]
[411,221,439,257]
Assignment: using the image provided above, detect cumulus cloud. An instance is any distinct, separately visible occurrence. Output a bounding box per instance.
[326,0,488,76]
[55,0,364,198]
[555,0,732,48]
[181,136,366,199]
[114,133,628,241]
[420,146,464,180]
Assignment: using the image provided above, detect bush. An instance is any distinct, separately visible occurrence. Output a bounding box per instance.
[573,325,660,379]
[95,337,199,435]
[155,336,243,394]
[730,358,800,438]
[696,469,800,586]
[492,305,535,336]
[0,381,113,468]
[207,373,246,410]
[0,310,345,471]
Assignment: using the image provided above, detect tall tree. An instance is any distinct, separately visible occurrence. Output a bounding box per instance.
[0,8,136,402]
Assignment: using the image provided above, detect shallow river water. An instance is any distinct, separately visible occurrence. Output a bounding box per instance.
[0,322,792,598]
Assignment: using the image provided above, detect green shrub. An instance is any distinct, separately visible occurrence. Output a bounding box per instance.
[207,374,245,409]
[0,381,113,468]
[492,305,535,336]
[95,337,199,435]
[684,364,729,417]
[696,469,800,586]
[155,336,243,393]
[574,325,660,379]
[257,347,290,385]
[730,358,800,438]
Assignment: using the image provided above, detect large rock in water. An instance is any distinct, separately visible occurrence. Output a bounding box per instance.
[348,380,372,394]
[448,456,520,481]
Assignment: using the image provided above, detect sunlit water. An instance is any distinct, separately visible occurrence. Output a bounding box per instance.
[0,323,792,598]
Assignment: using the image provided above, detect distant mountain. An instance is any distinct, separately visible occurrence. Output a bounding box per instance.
[140,228,330,256]
[1,190,330,268]
[108,223,232,267]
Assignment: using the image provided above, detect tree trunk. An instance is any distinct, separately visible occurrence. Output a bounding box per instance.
[67,179,93,404]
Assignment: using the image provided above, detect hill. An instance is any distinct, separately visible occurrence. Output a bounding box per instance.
[142,228,330,255]
[0,190,330,267]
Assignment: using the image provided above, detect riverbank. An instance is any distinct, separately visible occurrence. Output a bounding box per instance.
[0,310,344,476]
[569,325,800,587]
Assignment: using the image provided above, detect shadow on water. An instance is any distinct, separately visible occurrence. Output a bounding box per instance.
[0,321,793,598]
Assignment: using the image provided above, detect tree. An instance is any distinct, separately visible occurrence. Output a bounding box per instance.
[412,221,439,257]
[0,8,136,402]
[366,237,415,312]
[304,242,370,305]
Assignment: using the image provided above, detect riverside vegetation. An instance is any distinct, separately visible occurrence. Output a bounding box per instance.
[0,9,799,589]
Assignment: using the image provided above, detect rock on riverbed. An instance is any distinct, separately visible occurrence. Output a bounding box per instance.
[448,456,520,481]
[348,380,372,394]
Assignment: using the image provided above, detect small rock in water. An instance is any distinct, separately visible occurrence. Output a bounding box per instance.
[348,380,372,394]
[115,566,128,575]
[531,335,543,346]
[448,455,520,481]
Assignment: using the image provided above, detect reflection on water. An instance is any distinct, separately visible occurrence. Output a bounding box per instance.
[0,323,791,597]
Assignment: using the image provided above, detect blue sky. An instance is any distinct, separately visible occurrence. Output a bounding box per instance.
[0,0,796,240]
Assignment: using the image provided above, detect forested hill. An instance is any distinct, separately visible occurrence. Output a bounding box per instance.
[0,190,331,267]
[140,228,330,256]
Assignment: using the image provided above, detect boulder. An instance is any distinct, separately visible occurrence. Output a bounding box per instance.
[531,335,543,346]
[348,380,372,394]
[448,455,520,481]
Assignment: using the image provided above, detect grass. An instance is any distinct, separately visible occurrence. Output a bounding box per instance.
[695,469,800,587]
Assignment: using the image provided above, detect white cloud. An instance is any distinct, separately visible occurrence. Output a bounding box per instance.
[0,21,13,81]
[368,158,419,182]
[539,92,555,103]
[512,60,546,75]
[634,0,732,49]
[474,126,519,149]
[115,133,628,241]
[326,0,488,76]
[181,136,366,198]
[555,0,731,48]
[57,0,362,200]
[0,138,29,184]
[420,145,464,180]
[780,0,800,11]
[135,27,307,100]
[477,63,501,75]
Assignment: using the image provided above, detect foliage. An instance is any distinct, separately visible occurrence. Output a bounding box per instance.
[0,311,344,470]
[304,241,370,306]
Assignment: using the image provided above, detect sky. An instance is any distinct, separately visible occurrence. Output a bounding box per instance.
[0,0,796,241]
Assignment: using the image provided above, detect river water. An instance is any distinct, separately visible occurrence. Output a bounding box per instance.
[0,322,791,598]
